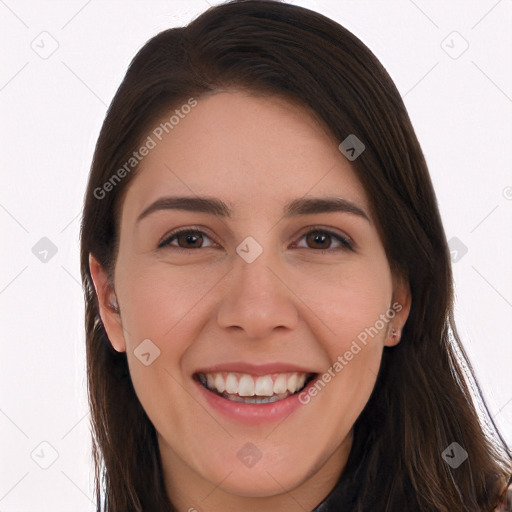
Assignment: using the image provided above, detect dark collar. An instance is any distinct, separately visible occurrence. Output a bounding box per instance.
[311,475,349,511]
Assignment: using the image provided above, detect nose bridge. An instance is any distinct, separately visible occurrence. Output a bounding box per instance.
[216,234,299,338]
[236,238,278,296]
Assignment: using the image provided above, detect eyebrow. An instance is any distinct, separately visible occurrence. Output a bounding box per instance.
[136,195,370,224]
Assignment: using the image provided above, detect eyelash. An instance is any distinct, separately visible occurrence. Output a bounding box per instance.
[157,225,354,253]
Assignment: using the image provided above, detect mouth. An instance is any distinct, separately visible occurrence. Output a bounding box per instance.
[193,371,318,404]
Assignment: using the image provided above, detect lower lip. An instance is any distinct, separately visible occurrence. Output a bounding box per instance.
[193,375,319,425]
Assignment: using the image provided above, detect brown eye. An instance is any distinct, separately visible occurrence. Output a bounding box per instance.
[158,229,213,250]
[295,228,354,252]
[176,231,203,248]
[306,231,331,250]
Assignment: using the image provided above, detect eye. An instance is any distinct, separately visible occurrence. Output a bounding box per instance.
[158,226,354,253]
[158,228,215,252]
[293,227,354,252]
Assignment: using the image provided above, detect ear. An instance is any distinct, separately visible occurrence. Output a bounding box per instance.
[384,272,412,347]
[88,253,126,353]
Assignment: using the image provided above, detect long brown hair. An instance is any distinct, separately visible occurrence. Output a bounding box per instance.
[79,1,512,510]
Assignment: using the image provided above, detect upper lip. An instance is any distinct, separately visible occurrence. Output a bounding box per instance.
[193,361,317,376]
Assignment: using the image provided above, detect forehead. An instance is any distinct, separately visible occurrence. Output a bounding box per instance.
[121,90,369,222]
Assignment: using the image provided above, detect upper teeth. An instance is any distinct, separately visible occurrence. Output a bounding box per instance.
[200,372,308,397]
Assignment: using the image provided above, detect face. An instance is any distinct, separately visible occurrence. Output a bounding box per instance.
[90,90,411,509]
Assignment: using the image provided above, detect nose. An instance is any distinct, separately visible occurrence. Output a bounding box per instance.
[216,247,299,340]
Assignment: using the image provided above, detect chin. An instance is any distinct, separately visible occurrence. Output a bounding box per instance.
[210,469,300,498]
[200,452,310,498]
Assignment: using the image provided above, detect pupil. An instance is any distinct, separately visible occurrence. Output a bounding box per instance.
[309,232,329,249]
[184,233,201,247]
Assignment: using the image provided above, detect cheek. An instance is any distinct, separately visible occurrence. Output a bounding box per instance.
[114,263,203,432]
[290,257,392,412]
[292,257,393,346]
[117,260,221,343]
[114,261,225,414]
[297,268,391,430]
[112,261,234,461]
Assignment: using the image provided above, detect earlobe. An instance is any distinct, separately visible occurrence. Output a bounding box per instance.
[385,273,412,347]
[388,326,402,345]
[88,253,126,353]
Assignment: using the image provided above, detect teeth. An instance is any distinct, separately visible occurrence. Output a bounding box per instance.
[214,373,225,393]
[255,375,274,396]
[287,373,298,393]
[273,375,288,394]
[228,395,281,404]
[199,371,311,397]
[238,374,255,396]
[225,373,238,394]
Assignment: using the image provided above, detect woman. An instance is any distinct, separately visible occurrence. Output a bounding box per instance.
[79,1,512,510]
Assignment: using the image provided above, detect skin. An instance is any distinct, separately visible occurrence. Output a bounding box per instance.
[89,90,411,511]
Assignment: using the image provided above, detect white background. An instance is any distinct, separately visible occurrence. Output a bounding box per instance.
[1,1,511,510]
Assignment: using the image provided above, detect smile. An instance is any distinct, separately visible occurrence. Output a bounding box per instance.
[195,371,317,404]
